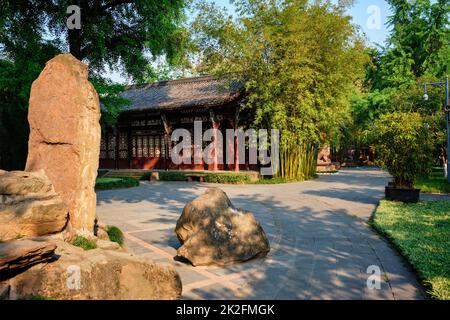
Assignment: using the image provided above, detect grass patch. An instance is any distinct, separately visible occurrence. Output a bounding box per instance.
[106,226,124,246]
[372,200,450,300]
[415,167,450,194]
[95,177,139,190]
[72,236,97,251]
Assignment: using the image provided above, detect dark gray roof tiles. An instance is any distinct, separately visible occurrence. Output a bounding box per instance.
[120,76,243,112]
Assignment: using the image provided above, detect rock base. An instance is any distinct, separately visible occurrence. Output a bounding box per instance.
[1,239,182,300]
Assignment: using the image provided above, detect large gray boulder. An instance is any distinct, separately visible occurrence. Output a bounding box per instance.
[175,188,270,266]
[0,171,68,241]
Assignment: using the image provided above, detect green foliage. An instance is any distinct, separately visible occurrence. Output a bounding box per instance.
[90,77,132,125]
[95,177,139,190]
[0,41,60,170]
[372,200,450,300]
[191,0,368,178]
[158,171,188,181]
[249,176,311,184]
[158,171,251,184]
[0,1,189,81]
[203,173,250,184]
[415,168,450,194]
[106,226,124,246]
[343,0,449,165]
[72,236,97,251]
[371,112,434,188]
[0,0,189,169]
[280,143,317,180]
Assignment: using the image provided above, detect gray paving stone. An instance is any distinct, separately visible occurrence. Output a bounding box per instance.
[97,168,425,300]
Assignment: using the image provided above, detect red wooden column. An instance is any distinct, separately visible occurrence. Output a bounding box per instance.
[161,113,171,170]
[234,106,240,172]
[209,110,220,171]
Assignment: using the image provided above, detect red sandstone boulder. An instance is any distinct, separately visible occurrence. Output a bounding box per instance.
[0,239,57,279]
[0,171,68,241]
[25,54,101,235]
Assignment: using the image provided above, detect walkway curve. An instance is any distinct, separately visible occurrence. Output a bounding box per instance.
[97,168,425,300]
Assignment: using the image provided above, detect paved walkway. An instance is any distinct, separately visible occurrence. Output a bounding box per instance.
[96,168,425,300]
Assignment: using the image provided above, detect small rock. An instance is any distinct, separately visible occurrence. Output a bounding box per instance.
[0,171,68,241]
[96,239,121,251]
[96,228,110,241]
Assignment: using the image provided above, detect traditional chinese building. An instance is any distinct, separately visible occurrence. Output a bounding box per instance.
[99,76,256,171]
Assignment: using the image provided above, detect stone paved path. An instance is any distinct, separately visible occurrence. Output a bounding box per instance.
[96,168,425,300]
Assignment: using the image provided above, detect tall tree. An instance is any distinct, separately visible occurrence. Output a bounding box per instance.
[191,0,367,179]
[346,0,449,166]
[0,0,189,81]
[372,0,449,89]
[0,0,189,170]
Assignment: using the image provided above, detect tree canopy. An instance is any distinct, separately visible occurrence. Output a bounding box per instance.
[345,0,449,164]
[0,0,189,81]
[191,0,368,178]
[0,0,189,169]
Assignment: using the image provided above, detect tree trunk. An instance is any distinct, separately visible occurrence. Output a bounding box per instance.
[68,28,82,60]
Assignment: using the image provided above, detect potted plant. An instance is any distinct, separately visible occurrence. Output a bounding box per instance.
[371,112,433,203]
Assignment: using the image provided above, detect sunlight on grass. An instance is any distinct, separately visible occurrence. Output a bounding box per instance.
[372,200,450,300]
[415,167,450,194]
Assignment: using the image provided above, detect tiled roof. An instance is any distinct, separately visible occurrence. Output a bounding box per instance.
[121,76,243,112]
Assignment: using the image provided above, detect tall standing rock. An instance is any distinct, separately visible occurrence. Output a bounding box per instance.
[25,54,101,235]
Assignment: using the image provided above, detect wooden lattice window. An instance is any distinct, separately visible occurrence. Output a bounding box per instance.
[100,136,107,159]
[132,136,137,157]
[131,135,165,158]
[107,135,116,160]
[137,136,143,157]
[161,136,166,157]
[142,136,148,157]
[149,136,154,157]
[118,132,128,159]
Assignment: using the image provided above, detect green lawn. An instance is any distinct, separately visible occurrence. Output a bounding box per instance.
[415,167,450,194]
[95,177,139,190]
[372,200,450,300]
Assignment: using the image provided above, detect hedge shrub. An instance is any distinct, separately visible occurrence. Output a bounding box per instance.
[95,177,139,190]
[106,225,124,246]
[158,171,251,184]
